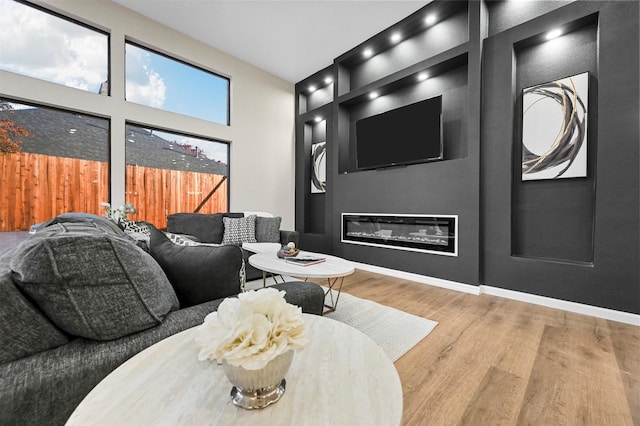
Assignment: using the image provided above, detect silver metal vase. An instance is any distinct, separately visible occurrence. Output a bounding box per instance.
[222,350,294,410]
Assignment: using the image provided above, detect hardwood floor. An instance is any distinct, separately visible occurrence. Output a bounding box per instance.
[339,269,639,426]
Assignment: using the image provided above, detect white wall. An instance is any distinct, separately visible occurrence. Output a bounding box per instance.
[0,0,296,228]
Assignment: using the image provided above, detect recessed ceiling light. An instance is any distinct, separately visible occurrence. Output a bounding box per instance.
[314,116,323,123]
[309,85,317,92]
[369,92,379,100]
[425,14,437,25]
[363,48,373,58]
[324,77,333,85]
[391,32,401,43]
[545,28,563,40]
[417,72,428,81]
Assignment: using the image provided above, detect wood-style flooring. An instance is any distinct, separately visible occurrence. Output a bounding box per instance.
[339,269,639,426]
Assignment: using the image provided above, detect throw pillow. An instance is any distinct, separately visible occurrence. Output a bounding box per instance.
[11,226,180,341]
[163,231,203,246]
[0,249,69,364]
[221,215,257,246]
[149,227,243,307]
[255,216,282,243]
[38,212,126,236]
[167,213,225,244]
[121,219,152,236]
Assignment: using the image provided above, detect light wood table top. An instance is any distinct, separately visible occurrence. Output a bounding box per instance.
[66,314,403,426]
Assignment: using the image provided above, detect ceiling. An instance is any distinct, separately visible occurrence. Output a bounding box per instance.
[112,0,429,83]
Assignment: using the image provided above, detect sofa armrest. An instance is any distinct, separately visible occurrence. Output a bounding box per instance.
[279,230,299,247]
[0,299,226,426]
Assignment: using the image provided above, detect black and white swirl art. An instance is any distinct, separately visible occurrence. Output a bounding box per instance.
[522,72,588,181]
[311,142,326,193]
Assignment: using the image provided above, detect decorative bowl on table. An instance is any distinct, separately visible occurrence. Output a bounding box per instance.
[277,242,299,258]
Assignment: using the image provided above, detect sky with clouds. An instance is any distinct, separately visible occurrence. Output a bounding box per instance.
[0,0,228,164]
[0,0,108,92]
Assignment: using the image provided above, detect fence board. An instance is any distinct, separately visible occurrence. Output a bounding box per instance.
[125,164,228,229]
[0,153,228,232]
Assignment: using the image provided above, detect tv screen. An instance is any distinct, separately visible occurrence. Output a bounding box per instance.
[355,96,443,170]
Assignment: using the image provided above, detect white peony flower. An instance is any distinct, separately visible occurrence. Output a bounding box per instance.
[194,288,308,370]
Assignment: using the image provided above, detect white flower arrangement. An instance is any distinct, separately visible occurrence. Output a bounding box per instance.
[101,201,136,224]
[194,288,308,370]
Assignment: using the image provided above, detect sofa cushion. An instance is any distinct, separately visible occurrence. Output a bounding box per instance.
[167,213,225,243]
[221,215,257,246]
[149,228,243,307]
[10,224,179,341]
[255,216,282,243]
[0,248,70,364]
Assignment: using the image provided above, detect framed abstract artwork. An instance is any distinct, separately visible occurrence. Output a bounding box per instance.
[521,72,589,181]
[311,141,326,193]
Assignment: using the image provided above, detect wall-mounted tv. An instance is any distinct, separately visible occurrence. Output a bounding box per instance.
[355,95,443,170]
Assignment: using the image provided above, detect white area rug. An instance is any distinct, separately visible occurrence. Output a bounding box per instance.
[245,278,438,362]
[323,288,438,361]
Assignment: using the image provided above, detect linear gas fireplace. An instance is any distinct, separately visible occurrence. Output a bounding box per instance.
[342,213,458,256]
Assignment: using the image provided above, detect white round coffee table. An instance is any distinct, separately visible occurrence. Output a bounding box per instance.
[66,314,403,426]
[248,251,355,314]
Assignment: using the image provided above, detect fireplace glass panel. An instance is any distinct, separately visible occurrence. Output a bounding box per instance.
[342,214,457,256]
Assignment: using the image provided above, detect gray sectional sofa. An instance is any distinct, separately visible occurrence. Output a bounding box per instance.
[0,214,324,426]
[166,212,299,281]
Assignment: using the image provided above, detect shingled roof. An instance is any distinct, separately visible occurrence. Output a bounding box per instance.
[3,107,228,176]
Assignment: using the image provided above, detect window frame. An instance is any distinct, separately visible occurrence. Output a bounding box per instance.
[124,40,231,126]
[5,0,111,95]
[124,120,231,216]
[0,97,112,227]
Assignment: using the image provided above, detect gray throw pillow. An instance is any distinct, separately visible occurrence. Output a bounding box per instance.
[0,249,69,364]
[167,213,225,243]
[149,228,243,307]
[221,215,257,246]
[255,216,282,242]
[11,227,179,341]
[37,212,125,235]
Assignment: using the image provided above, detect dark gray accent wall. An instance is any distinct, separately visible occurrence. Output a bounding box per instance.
[295,1,639,315]
[512,19,597,263]
[482,1,639,314]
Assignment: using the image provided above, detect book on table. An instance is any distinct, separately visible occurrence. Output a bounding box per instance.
[284,256,326,266]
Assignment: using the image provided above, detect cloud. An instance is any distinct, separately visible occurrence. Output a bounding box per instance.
[125,45,167,109]
[0,0,108,92]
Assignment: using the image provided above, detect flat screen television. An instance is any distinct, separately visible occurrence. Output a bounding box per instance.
[355,95,443,170]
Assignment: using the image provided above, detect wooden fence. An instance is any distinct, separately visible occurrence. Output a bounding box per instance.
[0,152,228,231]
[125,164,228,229]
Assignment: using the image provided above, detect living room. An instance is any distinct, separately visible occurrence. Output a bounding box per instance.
[1,0,638,425]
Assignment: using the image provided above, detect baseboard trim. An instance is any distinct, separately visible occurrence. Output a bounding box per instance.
[479,285,640,326]
[352,262,481,295]
[352,262,640,326]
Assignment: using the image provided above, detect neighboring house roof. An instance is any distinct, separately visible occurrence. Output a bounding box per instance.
[3,107,228,176]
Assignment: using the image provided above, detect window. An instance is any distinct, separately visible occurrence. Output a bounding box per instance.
[124,125,229,228]
[0,0,109,94]
[0,99,110,232]
[125,43,230,125]
[0,2,233,238]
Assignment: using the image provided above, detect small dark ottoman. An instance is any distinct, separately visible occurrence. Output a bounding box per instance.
[270,281,325,316]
